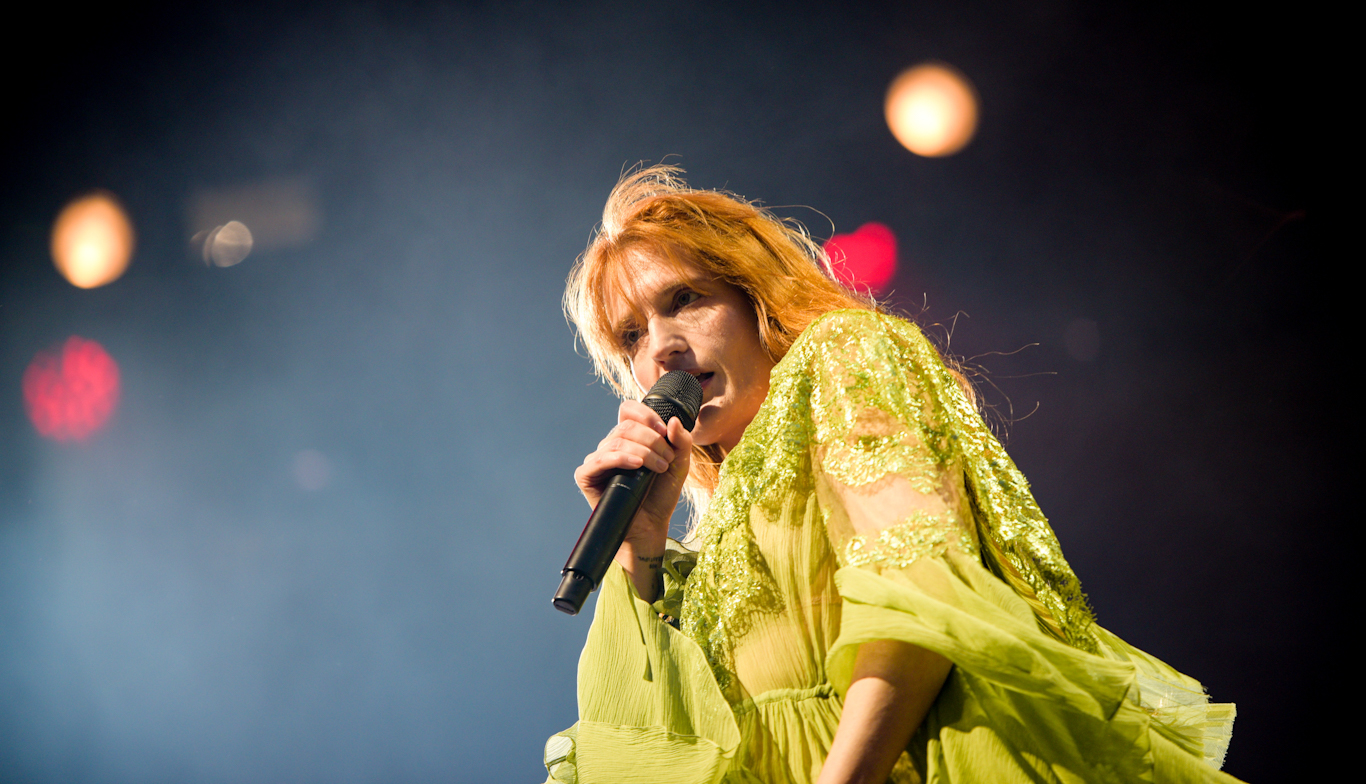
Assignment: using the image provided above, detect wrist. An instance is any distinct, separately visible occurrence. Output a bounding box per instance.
[615,539,666,602]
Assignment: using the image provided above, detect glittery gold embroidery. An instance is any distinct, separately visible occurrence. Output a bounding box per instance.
[843,510,978,570]
[810,326,950,497]
[679,310,1099,699]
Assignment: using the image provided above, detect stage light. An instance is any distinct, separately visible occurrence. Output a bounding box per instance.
[22,336,121,442]
[885,63,979,157]
[50,192,136,288]
[825,222,898,295]
[187,178,320,260]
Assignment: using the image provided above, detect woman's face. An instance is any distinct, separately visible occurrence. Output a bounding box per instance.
[607,251,775,454]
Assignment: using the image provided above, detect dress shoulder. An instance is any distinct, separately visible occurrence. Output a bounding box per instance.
[784,310,1104,654]
[782,309,933,376]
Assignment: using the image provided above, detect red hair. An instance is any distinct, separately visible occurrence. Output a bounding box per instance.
[565,165,873,499]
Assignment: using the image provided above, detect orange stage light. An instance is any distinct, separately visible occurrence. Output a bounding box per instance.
[51,192,135,288]
[885,63,979,157]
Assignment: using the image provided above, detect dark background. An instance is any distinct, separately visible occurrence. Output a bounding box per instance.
[1,2,1313,781]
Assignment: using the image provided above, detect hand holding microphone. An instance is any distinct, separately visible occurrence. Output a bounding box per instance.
[554,370,703,615]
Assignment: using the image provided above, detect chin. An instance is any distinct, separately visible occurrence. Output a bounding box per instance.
[691,427,731,450]
[690,431,719,449]
[691,412,725,448]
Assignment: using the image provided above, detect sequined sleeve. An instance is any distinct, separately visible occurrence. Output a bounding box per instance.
[679,310,1100,700]
[804,313,979,576]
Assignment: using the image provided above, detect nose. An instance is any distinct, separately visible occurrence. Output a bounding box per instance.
[645,314,688,371]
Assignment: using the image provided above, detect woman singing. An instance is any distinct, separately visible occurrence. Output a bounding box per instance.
[543,165,1243,784]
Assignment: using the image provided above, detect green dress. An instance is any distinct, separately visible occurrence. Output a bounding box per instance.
[544,310,1242,784]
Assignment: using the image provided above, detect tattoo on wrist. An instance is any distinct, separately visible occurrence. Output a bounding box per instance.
[637,555,663,571]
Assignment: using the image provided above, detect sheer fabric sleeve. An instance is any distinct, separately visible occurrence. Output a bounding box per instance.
[802,313,1239,779]
[802,313,1134,713]
[543,559,746,784]
[804,313,979,580]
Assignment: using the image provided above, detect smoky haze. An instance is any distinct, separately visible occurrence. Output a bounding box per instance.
[0,2,1313,782]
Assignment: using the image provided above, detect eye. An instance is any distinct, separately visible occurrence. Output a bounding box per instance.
[617,325,642,349]
[674,289,702,309]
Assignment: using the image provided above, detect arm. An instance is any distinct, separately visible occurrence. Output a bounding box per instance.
[814,465,961,783]
[813,466,963,783]
[573,400,694,602]
[804,315,974,782]
[817,640,951,784]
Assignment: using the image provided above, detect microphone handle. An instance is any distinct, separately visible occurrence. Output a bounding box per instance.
[553,466,658,615]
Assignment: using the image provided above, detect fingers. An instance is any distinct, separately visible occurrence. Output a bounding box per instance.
[576,401,696,508]
[576,409,678,498]
[654,416,693,485]
[617,399,668,437]
[580,434,671,476]
[596,419,675,468]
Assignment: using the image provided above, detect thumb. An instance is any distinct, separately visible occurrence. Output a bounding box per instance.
[666,416,694,475]
[667,416,694,453]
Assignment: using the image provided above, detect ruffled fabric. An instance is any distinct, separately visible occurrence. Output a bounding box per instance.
[545,563,752,784]
[547,555,1241,783]
[545,310,1241,783]
[830,553,1242,782]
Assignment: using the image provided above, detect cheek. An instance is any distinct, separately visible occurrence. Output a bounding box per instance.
[628,358,650,394]
[743,375,770,412]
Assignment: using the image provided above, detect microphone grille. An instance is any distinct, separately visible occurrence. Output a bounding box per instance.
[642,370,703,432]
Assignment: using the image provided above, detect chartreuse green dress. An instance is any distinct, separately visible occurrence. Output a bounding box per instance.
[544,310,1241,784]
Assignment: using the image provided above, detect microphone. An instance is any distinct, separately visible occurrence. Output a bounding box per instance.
[553,370,703,615]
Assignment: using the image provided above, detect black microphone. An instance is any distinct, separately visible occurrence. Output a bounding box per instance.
[553,370,703,615]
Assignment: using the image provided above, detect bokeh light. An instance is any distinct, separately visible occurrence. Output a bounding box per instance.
[825,222,899,295]
[50,192,136,288]
[885,63,979,157]
[194,220,255,267]
[22,336,121,442]
[188,178,321,256]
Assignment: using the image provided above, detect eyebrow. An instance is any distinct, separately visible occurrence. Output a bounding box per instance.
[608,279,697,338]
[609,313,639,338]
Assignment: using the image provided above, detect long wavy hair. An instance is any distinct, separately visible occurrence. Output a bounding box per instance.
[564,165,874,507]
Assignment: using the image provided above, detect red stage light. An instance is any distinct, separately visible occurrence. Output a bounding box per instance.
[825,222,899,295]
[22,336,121,442]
